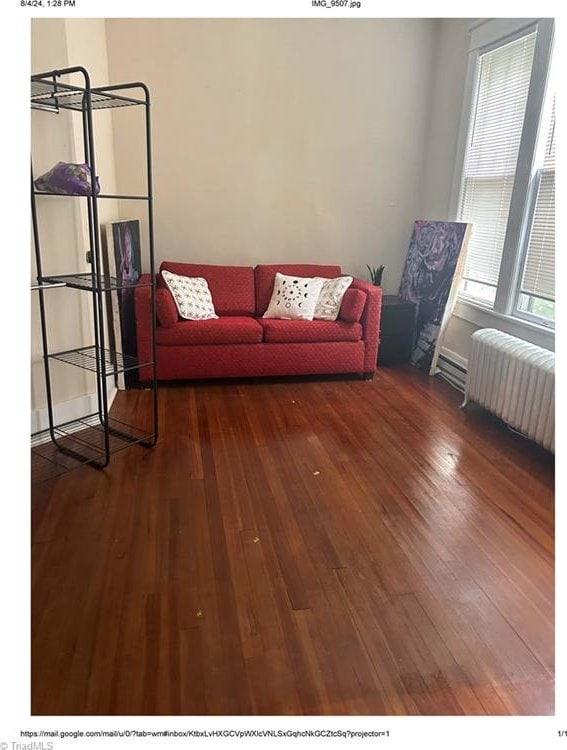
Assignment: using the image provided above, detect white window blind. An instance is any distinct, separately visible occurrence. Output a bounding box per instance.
[459,32,536,292]
[520,95,555,301]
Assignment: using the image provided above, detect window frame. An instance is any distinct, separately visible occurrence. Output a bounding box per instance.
[513,165,555,329]
[449,18,555,338]
[512,67,556,328]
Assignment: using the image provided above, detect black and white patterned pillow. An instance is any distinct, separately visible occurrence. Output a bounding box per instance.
[313,276,353,321]
[161,270,218,321]
[263,272,325,320]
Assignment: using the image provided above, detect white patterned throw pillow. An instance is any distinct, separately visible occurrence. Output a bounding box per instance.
[161,270,218,321]
[313,276,353,321]
[263,272,325,321]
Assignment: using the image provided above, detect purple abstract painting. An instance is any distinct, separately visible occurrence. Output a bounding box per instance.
[399,220,471,374]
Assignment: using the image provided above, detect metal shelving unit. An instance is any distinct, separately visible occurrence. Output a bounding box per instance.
[31,66,158,482]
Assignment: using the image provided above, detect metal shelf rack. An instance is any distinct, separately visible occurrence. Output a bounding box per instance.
[31,66,158,482]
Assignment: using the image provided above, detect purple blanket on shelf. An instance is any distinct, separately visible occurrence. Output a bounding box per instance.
[34,161,101,196]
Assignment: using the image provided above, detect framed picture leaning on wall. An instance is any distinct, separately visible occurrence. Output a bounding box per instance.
[398,220,472,376]
[102,219,142,389]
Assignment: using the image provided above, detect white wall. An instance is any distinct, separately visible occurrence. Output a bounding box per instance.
[417,19,476,362]
[105,19,438,293]
[420,19,471,220]
[31,19,120,418]
[31,19,91,415]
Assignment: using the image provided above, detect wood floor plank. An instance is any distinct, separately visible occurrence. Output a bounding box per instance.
[178,626,208,714]
[31,367,554,715]
[246,649,303,715]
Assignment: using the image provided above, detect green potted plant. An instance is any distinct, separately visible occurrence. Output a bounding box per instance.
[367,264,385,286]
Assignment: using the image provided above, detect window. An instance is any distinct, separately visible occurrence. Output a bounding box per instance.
[455,19,555,329]
[517,93,555,323]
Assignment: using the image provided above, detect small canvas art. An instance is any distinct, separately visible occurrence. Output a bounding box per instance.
[103,220,142,388]
[398,220,471,375]
[112,220,141,288]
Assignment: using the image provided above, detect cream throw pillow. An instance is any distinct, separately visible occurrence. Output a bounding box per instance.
[263,272,325,321]
[313,276,353,321]
[161,270,218,321]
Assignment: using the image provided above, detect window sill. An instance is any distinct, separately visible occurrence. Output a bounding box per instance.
[453,297,555,351]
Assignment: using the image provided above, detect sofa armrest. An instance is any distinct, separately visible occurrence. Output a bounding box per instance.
[135,274,155,382]
[351,278,382,374]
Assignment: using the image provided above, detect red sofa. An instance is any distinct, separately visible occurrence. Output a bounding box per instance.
[135,262,382,381]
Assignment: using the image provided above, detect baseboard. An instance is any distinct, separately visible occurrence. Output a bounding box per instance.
[436,347,468,392]
[31,378,117,441]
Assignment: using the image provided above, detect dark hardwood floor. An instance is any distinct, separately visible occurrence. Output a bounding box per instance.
[31,367,555,715]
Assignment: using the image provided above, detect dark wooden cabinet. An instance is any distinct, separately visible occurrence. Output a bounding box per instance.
[378,294,417,366]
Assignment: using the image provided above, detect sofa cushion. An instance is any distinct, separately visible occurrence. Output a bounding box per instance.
[255,264,342,316]
[156,316,263,346]
[314,276,353,320]
[260,318,362,344]
[161,270,218,321]
[339,288,366,323]
[263,273,325,321]
[160,262,255,315]
[155,286,178,328]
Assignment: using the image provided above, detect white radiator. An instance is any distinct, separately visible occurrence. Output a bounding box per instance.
[463,328,555,452]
